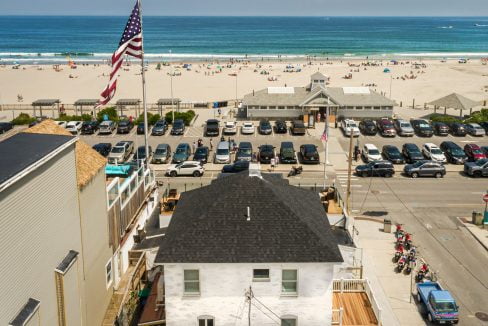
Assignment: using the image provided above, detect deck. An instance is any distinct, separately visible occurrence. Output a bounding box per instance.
[333,292,378,326]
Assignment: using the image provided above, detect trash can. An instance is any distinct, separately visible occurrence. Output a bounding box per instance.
[383,219,392,233]
[472,211,483,225]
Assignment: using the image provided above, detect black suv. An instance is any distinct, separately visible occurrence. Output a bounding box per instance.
[402,143,424,163]
[299,144,320,164]
[359,120,377,135]
[450,123,467,136]
[274,120,288,134]
[92,143,112,157]
[279,142,297,164]
[258,145,275,164]
[171,119,185,135]
[81,121,99,134]
[222,160,250,173]
[259,120,272,135]
[381,145,404,164]
[205,119,220,136]
[356,161,395,178]
[440,141,467,164]
[235,142,253,162]
[117,120,133,134]
[432,122,450,136]
[410,119,434,137]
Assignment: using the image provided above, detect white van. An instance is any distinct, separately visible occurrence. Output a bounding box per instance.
[214,141,231,164]
[362,144,382,162]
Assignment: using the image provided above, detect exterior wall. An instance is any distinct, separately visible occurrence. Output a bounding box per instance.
[0,145,83,325]
[63,260,82,326]
[337,107,393,119]
[78,170,113,326]
[247,107,305,118]
[163,262,336,326]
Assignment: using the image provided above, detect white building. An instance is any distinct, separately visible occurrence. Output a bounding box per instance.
[154,173,344,326]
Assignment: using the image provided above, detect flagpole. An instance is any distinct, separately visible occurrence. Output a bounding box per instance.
[138,0,150,167]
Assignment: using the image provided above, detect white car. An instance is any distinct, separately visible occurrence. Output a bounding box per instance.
[223,121,237,135]
[422,143,446,163]
[56,121,67,128]
[241,122,255,135]
[341,119,360,137]
[66,121,82,134]
[362,144,382,162]
[166,161,204,177]
[466,123,485,137]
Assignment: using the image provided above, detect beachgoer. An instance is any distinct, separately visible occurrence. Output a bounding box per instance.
[209,138,213,151]
[192,141,196,154]
[270,157,276,170]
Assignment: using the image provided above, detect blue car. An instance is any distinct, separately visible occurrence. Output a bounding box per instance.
[172,143,191,163]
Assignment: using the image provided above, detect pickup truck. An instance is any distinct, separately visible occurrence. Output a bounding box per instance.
[417,282,459,324]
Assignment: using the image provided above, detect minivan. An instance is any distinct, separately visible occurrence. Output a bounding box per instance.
[235,142,253,162]
[214,141,231,164]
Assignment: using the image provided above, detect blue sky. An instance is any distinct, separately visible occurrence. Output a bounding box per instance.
[1,0,488,16]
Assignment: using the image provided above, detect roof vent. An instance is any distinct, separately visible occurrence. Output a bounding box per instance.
[246,206,251,221]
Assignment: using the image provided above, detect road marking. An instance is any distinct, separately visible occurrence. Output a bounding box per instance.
[447,203,483,207]
[425,223,433,229]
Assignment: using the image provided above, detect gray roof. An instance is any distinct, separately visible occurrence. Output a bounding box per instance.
[157,98,181,105]
[74,99,99,106]
[155,173,343,264]
[116,98,141,106]
[0,133,75,190]
[427,93,480,110]
[311,71,329,80]
[243,86,395,107]
[32,99,60,106]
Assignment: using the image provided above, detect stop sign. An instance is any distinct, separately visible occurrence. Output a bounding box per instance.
[484,194,488,203]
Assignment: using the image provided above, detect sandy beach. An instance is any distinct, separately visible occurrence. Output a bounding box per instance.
[0,59,487,109]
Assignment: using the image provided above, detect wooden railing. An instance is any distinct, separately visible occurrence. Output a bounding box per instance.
[331,307,344,325]
[364,279,382,326]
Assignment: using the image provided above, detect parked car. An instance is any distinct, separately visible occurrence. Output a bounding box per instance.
[258,144,275,164]
[99,120,116,134]
[56,121,67,128]
[422,143,446,163]
[394,119,414,137]
[416,282,459,325]
[235,142,253,162]
[299,144,320,164]
[192,146,209,164]
[410,119,433,137]
[432,122,450,136]
[166,161,204,177]
[464,144,486,161]
[279,141,297,164]
[402,143,424,164]
[356,161,395,177]
[404,160,446,178]
[274,120,288,134]
[0,122,14,134]
[116,141,134,155]
[133,145,153,163]
[450,122,467,136]
[479,121,488,135]
[222,160,250,173]
[241,122,255,135]
[92,143,112,157]
[258,120,272,135]
[381,145,404,164]
[205,119,220,136]
[172,143,191,163]
[108,145,130,164]
[223,121,237,135]
[358,120,377,135]
[482,146,488,156]
[362,144,382,162]
[214,141,231,164]
[80,121,99,134]
[466,123,485,137]
[66,121,82,134]
[440,141,467,164]
[117,120,134,134]
[376,118,396,137]
[464,158,488,177]
[291,120,306,135]
[152,144,171,164]
[341,119,360,137]
[170,119,185,135]
[151,120,168,136]
[136,122,147,135]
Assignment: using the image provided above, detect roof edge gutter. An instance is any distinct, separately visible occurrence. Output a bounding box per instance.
[0,137,78,193]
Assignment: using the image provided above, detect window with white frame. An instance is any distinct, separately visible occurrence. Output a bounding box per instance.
[198,316,214,326]
[281,316,297,326]
[105,259,113,288]
[281,269,297,294]
[184,270,200,294]
[253,269,270,281]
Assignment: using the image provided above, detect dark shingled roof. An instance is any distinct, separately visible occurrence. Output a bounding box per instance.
[155,173,343,264]
[0,133,75,190]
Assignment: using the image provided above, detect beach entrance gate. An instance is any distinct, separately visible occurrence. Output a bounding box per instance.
[116,98,141,118]
[32,99,60,118]
[74,99,99,117]
[157,98,181,116]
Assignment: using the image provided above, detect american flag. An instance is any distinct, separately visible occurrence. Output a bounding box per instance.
[321,128,328,142]
[97,0,143,107]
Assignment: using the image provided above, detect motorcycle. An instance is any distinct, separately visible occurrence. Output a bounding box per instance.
[395,236,404,249]
[406,257,416,274]
[416,264,429,282]
[395,224,404,238]
[408,246,417,259]
[288,166,303,177]
[397,255,407,272]
[404,233,412,250]
[394,244,404,262]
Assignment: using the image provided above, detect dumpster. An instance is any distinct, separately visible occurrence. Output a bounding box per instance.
[383,219,392,233]
[472,211,483,225]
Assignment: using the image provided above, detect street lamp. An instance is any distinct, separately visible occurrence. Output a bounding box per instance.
[170,49,174,124]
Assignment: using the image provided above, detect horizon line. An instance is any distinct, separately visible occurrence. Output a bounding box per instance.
[1,14,488,17]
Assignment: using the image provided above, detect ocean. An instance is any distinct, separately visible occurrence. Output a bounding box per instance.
[1,16,488,63]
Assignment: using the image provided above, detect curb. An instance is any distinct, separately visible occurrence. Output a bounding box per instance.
[457,217,488,251]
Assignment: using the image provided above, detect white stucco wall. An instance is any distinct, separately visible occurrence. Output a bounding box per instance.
[163,262,337,326]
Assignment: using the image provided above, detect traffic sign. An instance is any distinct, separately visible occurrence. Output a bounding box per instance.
[483,193,488,203]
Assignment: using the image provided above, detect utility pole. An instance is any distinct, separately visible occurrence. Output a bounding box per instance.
[170,49,174,124]
[346,133,354,215]
[246,286,252,326]
[389,75,393,99]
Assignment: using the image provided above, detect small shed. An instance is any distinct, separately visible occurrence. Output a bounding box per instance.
[157,98,181,115]
[31,99,61,118]
[428,93,481,116]
[116,98,141,117]
[74,99,99,116]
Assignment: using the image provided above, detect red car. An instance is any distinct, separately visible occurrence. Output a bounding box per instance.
[464,144,486,161]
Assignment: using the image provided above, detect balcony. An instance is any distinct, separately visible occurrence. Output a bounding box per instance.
[332,279,381,326]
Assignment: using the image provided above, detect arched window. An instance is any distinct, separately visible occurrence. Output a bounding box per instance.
[281,315,297,326]
[197,315,215,326]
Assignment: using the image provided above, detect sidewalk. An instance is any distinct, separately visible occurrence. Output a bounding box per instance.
[458,217,488,251]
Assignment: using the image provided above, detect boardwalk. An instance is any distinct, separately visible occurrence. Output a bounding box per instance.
[333,292,378,326]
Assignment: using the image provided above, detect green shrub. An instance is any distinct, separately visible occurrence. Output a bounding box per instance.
[97,107,119,123]
[134,113,161,125]
[464,108,488,123]
[12,113,36,125]
[57,114,92,122]
[429,114,462,124]
[164,110,195,125]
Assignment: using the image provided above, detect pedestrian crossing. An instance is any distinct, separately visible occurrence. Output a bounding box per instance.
[335,172,362,189]
[184,126,204,138]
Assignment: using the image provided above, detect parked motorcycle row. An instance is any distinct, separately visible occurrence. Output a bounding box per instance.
[393,224,432,282]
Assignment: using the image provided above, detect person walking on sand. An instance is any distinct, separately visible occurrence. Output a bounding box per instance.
[209,138,213,151]
[192,141,196,154]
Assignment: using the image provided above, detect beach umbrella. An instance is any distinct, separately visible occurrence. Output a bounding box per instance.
[428,93,481,116]
[383,68,391,73]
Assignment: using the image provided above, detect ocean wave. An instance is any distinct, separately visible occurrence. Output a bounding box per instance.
[394,52,488,57]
